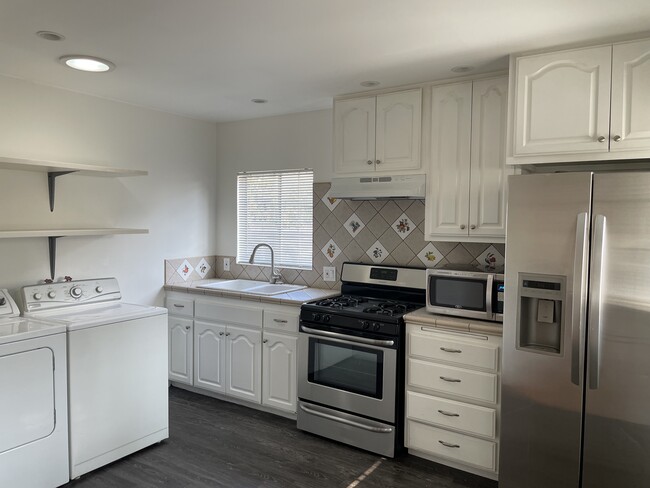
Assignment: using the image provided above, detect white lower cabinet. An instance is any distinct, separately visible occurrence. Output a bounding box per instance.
[262,331,297,413]
[226,325,262,403]
[193,320,226,393]
[168,316,193,385]
[405,321,501,480]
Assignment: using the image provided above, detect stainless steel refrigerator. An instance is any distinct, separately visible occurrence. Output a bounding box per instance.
[500,171,650,488]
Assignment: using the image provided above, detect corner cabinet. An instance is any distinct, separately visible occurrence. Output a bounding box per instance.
[334,89,422,174]
[508,37,650,163]
[425,76,511,242]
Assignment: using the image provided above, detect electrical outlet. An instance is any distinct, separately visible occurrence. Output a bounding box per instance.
[223,257,231,272]
[323,266,336,282]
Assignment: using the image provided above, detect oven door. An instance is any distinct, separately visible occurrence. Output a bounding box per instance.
[426,270,494,321]
[298,324,397,423]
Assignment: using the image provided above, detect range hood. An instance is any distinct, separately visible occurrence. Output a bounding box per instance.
[329,174,426,200]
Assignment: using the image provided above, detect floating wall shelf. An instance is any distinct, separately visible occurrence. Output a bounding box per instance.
[0,156,148,211]
[0,228,149,279]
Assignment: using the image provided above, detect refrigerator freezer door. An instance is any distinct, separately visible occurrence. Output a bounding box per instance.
[500,172,592,488]
[582,172,650,488]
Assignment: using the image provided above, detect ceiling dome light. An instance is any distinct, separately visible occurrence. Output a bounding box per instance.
[360,81,380,87]
[451,66,474,73]
[251,99,268,104]
[36,31,65,41]
[59,55,115,72]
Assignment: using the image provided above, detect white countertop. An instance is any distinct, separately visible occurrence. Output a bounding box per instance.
[404,307,503,336]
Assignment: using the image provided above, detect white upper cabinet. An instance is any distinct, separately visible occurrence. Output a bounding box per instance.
[425,77,510,242]
[509,37,650,163]
[334,89,422,174]
[610,38,650,152]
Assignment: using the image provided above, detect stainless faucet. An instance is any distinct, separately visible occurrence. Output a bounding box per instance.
[248,243,283,284]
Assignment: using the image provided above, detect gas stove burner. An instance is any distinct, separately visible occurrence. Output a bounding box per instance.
[315,295,367,308]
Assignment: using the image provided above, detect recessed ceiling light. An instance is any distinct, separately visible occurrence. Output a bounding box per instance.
[451,66,474,73]
[36,31,65,41]
[59,55,115,72]
[360,81,380,87]
[251,99,268,104]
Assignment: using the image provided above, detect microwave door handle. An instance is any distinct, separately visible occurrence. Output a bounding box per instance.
[486,274,494,318]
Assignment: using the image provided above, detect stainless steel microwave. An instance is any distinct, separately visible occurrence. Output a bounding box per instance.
[426,268,504,322]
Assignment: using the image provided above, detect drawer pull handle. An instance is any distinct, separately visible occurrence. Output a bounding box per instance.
[173,304,185,308]
[438,440,460,449]
[440,376,462,383]
[273,319,288,323]
[437,409,460,417]
[440,347,462,353]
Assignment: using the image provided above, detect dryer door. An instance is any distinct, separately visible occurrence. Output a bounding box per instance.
[0,347,55,453]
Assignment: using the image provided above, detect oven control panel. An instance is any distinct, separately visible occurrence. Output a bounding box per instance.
[22,278,121,312]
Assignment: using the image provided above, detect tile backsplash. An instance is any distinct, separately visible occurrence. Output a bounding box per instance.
[165,182,505,290]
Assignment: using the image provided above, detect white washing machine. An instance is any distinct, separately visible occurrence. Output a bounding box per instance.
[0,289,69,488]
[23,278,169,479]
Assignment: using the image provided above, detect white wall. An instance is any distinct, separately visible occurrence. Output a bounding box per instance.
[0,75,217,305]
[214,109,333,255]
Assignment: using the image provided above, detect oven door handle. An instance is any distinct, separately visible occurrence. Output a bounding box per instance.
[299,403,393,433]
[300,325,395,347]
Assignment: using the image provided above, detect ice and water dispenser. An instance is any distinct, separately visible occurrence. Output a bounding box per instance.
[516,273,566,354]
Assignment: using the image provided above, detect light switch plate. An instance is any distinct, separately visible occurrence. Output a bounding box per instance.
[223,257,231,272]
[323,266,336,282]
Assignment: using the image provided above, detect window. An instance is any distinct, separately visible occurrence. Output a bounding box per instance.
[237,169,313,270]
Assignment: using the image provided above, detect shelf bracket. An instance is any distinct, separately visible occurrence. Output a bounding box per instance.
[48,236,62,280]
[47,171,76,212]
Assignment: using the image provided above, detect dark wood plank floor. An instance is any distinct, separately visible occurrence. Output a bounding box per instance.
[65,387,498,488]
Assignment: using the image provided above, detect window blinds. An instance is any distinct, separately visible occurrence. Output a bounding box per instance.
[237,169,313,270]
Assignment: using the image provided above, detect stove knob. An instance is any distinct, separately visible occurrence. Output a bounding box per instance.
[33,293,42,301]
[362,321,370,330]
[373,323,381,331]
[323,314,331,322]
[313,313,322,322]
[48,291,56,299]
[70,286,82,298]
[96,286,103,293]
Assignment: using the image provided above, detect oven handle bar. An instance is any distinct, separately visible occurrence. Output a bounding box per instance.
[299,403,393,433]
[300,325,395,347]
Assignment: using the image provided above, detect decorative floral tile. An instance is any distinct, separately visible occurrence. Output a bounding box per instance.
[177,259,194,281]
[477,245,505,271]
[321,239,341,263]
[321,189,341,211]
[392,213,414,239]
[196,257,211,279]
[366,240,388,264]
[417,243,444,268]
[343,213,366,237]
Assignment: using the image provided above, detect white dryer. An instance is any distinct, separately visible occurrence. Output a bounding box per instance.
[0,289,69,488]
[23,278,169,479]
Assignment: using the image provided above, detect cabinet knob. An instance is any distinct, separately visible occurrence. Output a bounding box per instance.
[375,159,381,165]
[185,326,190,330]
[219,331,224,336]
[470,224,476,230]
[367,160,373,165]
[460,224,466,230]
[613,135,622,142]
[225,332,231,336]
[597,136,606,143]
[263,339,268,344]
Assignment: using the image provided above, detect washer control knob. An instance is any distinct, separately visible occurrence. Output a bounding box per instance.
[373,323,381,331]
[48,291,56,299]
[0,297,6,306]
[96,286,103,293]
[362,321,370,330]
[34,293,42,301]
[70,286,82,298]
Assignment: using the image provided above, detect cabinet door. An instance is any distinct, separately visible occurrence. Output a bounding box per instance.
[375,89,422,171]
[262,332,297,413]
[610,39,650,152]
[425,82,472,239]
[469,77,511,238]
[226,325,262,403]
[334,97,376,174]
[513,45,612,156]
[193,320,226,393]
[168,316,193,384]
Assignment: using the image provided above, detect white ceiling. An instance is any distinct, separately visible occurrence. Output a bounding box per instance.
[2,0,650,123]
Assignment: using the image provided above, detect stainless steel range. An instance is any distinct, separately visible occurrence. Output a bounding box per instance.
[297,262,426,457]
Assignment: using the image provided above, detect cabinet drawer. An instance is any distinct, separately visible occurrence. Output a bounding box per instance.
[407,420,497,471]
[409,329,498,371]
[165,297,194,317]
[406,391,496,438]
[408,359,497,404]
[195,299,262,327]
[263,310,298,333]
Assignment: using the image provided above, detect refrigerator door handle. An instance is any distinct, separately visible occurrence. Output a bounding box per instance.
[588,214,606,390]
[571,212,589,386]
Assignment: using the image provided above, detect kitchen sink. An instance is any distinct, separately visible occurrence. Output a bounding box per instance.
[197,279,306,296]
